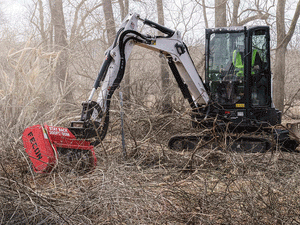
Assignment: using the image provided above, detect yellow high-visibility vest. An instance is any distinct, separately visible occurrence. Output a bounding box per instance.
[233,50,244,77]
[232,49,259,77]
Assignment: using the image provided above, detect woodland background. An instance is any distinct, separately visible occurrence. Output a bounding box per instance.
[1,0,300,224]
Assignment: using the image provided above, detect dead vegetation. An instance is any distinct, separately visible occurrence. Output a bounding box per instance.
[1,39,300,225]
[1,98,300,224]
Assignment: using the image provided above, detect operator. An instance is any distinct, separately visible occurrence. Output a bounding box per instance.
[252,49,263,73]
[232,48,262,77]
[232,49,244,78]
[251,49,266,105]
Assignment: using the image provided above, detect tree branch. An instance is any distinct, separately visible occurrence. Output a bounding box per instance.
[202,0,209,28]
[238,12,269,26]
[75,3,103,41]
[70,0,87,42]
[281,0,300,49]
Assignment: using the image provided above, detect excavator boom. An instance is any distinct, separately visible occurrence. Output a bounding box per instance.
[69,13,210,144]
[22,13,210,173]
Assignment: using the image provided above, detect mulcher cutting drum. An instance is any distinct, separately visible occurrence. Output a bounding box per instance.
[22,124,97,173]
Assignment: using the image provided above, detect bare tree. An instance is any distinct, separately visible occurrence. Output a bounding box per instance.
[69,0,87,43]
[229,0,271,26]
[31,0,104,45]
[157,0,172,113]
[273,0,300,112]
[102,0,116,47]
[215,0,227,27]
[28,0,107,102]
[49,0,74,103]
[118,0,129,20]
[118,0,131,101]
[231,0,240,26]
[195,0,272,28]
[202,0,209,28]
[36,0,47,46]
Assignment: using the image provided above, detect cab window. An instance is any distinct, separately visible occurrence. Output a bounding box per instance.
[251,30,269,106]
[207,32,245,105]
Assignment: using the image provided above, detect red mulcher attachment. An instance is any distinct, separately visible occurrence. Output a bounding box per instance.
[22,123,97,174]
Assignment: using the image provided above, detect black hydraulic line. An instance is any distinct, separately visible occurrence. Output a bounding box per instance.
[107,30,149,95]
[93,53,113,89]
[93,27,125,90]
[167,55,209,123]
[113,27,125,48]
[167,57,196,109]
[143,19,175,36]
[93,31,150,145]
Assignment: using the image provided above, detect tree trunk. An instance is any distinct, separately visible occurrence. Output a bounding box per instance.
[273,0,300,112]
[49,0,74,103]
[273,0,286,112]
[118,0,131,102]
[215,0,227,27]
[157,0,172,113]
[118,0,129,20]
[202,0,209,28]
[37,0,47,46]
[274,46,286,112]
[102,0,116,46]
[232,0,240,26]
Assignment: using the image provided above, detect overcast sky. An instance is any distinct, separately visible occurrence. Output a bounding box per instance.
[2,0,26,16]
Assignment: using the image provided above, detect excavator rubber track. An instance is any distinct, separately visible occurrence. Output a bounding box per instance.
[168,129,299,153]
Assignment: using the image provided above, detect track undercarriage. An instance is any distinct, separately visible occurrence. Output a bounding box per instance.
[168,124,300,153]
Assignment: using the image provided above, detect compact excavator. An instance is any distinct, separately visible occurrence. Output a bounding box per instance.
[22,13,299,173]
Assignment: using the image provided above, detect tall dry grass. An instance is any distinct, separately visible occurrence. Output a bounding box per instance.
[0,41,80,178]
[1,43,300,225]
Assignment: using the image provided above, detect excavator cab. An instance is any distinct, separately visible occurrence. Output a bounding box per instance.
[204,26,280,127]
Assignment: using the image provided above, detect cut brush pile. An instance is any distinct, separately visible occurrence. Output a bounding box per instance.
[2,106,300,224]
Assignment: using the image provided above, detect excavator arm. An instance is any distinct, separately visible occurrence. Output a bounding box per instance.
[69,13,209,144]
[22,13,210,173]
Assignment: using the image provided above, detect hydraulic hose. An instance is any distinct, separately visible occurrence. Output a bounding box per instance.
[93,30,150,145]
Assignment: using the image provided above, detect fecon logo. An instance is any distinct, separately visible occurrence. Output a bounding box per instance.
[28,132,42,160]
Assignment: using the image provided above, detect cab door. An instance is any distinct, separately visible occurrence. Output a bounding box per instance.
[249,27,271,107]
